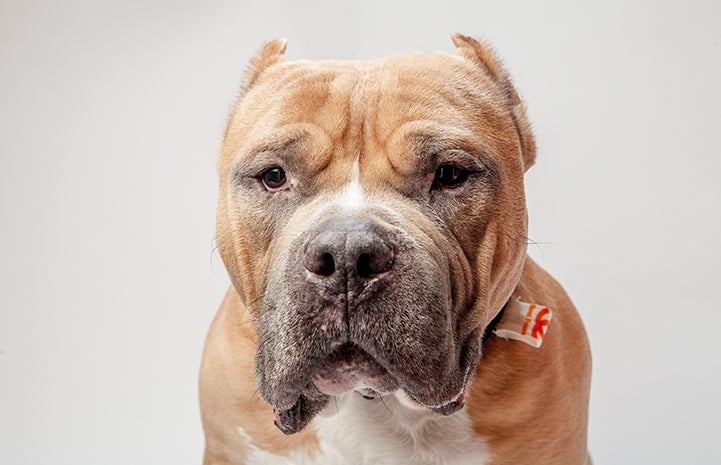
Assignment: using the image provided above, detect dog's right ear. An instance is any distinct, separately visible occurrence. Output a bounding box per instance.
[241,38,288,94]
[451,33,536,172]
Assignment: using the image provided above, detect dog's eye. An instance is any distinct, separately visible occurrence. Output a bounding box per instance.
[260,167,288,191]
[433,164,468,189]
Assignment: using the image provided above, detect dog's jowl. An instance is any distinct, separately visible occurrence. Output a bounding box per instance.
[200,34,592,465]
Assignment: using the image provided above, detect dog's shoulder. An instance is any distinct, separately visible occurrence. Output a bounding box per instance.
[465,256,592,464]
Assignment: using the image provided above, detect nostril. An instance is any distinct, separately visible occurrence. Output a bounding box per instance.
[303,226,395,283]
[357,253,372,278]
[356,244,394,278]
[317,253,335,277]
[305,250,336,277]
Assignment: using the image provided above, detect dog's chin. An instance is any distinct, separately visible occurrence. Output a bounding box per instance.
[310,342,400,396]
[269,343,399,435]
[269,341,474,435]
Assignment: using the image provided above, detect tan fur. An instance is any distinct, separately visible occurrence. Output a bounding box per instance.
[241,38,288,94]
[201,35,591,464]
[451,33,536,171]
[200,289,320,464]
[467,258,591,464]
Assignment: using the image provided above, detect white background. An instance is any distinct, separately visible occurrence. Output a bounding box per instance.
[1,1,719,464]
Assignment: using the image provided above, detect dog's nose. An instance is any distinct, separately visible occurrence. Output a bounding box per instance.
[302,221,394,292]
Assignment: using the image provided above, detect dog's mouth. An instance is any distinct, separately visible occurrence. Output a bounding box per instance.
[270,341,472,435]
[310,342,400,396]
[272,342,398,435]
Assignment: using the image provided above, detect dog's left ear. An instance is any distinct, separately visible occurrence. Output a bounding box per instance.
[241,37,288,94]
[451,33,536,172]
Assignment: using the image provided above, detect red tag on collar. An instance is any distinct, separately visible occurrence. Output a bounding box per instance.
[493,299,552,348]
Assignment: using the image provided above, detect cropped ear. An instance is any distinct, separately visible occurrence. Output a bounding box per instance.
[241,37,288,94]
[451,33,536,172]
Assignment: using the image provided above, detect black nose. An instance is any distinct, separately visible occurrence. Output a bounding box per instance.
[302,221,395,291]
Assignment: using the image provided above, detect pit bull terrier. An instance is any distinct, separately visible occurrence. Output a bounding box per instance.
[200,34,592,465]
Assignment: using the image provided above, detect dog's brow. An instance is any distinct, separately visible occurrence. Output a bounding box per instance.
[410,133,477,156]
[407,132,499,183]
[248,136,303,159]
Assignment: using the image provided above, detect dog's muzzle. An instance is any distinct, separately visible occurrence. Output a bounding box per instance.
[257,214,476,434]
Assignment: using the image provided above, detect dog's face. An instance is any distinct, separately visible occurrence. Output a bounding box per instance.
[216,35,536,434]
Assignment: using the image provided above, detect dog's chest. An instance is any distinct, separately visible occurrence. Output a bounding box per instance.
[240,393,490,465]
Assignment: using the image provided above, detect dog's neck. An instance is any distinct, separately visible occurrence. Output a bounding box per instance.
[308,391,490,465]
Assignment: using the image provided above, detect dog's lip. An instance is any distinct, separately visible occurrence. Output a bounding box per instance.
[289,340,471,408]
[309,342,398,395]
[270,343,473,435]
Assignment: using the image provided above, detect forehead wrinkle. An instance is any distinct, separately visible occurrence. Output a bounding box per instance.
[365,55,511,149]
[239,63,361,139]
[288,71,368,174]
[277,63,367,129]
[380,120,482,168]
[346,67,377,165]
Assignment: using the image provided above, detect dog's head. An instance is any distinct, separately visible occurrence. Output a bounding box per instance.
[216,34,535,434]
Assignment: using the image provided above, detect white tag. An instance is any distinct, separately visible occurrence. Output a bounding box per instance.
[493,299,552,348]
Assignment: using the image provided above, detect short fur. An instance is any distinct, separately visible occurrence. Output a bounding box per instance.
[201,34,591,465]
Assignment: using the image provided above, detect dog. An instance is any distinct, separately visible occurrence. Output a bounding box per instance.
[200,34,592,465]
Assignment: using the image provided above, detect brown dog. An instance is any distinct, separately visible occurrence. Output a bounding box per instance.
[200,34,591,465]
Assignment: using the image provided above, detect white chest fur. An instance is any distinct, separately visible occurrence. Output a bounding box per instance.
[238,392,490,465]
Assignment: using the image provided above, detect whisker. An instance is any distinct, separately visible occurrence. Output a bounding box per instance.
[251,387,263,405]
[378,395,397,420]
[333,397,341,424]
[526,236,548,259]
[209,237,221,273]
[248,293,267,307]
